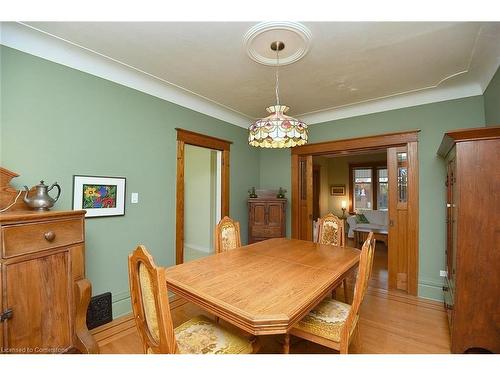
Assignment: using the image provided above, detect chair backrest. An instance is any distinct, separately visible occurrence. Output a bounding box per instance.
[215,216,242,253]
[128,245,178,354]
[317,213,345,247]
[341,232,375,344]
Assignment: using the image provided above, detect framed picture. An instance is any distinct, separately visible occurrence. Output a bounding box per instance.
[73,175,126,218]
[330,184,346,196]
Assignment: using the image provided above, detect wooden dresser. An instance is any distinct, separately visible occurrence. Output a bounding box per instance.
[0,167,98,354]
[437,127,500,353]
[248,198,287,244]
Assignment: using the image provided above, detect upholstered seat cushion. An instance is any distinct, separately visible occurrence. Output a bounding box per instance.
[294,298,356,343]
[174,315,253,354]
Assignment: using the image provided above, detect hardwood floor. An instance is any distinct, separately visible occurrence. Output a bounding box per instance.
[95,285,450,354]
[95,237,448,354]
[347,237,388,290]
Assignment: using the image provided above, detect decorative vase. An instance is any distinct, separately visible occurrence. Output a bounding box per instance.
[248,187,258,198]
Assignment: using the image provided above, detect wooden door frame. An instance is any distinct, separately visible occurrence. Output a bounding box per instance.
[291,130,420,295]
[312,164,321,220]
[175,128,231,264]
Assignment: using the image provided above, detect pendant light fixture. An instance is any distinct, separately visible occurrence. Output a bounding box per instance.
[248,41,308,148]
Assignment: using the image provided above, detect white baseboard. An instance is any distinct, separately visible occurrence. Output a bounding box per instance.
[184,242,211,253]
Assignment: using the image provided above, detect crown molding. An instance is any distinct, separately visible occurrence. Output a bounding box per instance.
[0,22,253,128]
[1,22,496,129]
[299,82,483,125]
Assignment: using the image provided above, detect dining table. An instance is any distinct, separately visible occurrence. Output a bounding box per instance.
[165,237,360,336]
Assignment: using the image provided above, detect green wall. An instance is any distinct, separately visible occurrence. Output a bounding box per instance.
[184,144,218,259]
[260,96,486,300]
[314,152,387,218]
[0,46,260,317]
[0,44,492,314]
[484,66,500,125]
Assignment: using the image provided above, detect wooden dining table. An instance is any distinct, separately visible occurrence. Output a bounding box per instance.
[165,238,360,336]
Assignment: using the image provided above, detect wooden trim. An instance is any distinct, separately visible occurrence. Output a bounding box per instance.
[175,140,185,265]
[291,154,299,238]
[221,150,230,217]
[292,130,420,156]
[437,126,500,158]
[175,130,230,264]
[313,165,321,220]
[387,147,398,290]
[290,130,420,296]
[176,128,232,151]
[292,156,313,240]
[348,160,387,212]
[305,156,313,241]
[407,141,419,295]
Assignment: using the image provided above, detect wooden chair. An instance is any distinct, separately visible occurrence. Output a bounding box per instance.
[316,213,345,247]
[128,245,258,354]
[215,216,241,254]
[316,213,349,302]
[285,232,376,354]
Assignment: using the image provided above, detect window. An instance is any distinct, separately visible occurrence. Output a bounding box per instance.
[349,162,388,212]
[377,168,388,210]
[353,168,372,211]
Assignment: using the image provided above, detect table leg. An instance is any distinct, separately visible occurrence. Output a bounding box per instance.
[283,334,290,354]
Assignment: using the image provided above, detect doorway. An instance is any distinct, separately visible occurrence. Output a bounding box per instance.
[312,150,389,289]
[291,130,419,295]
[183,145,222,261]
[175,129,231,264]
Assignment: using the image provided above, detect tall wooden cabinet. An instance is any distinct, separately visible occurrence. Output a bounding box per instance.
[0,167,97,354]
[437,127,500,353]
[248,198,287,244]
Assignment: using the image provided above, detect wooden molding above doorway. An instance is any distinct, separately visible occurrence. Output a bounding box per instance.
[291,129,420,296]
[291,130,419,156]
[175,129,231,265]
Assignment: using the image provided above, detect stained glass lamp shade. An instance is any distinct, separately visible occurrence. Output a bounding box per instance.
[248,41,308,148]
[248,105,308,148]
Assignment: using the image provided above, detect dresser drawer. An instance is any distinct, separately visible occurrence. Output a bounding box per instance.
[251,226,282,238]
[1,218,84,258]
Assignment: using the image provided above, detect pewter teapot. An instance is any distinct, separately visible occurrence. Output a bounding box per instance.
[23,181,61,211]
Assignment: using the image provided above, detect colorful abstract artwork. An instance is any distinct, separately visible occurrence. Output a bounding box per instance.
[82,184,117,209]
[73,175,126,218]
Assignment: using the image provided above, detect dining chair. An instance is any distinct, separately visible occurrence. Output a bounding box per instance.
[284,232,376,354]
[316,213,345,247]
[316,213,349,302]
[128,245,258,354]
[215,216,242,254]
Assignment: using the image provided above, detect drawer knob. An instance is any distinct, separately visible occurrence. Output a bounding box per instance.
[44,231,56,242]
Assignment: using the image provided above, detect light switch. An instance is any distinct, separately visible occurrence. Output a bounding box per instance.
[131,193,139,204]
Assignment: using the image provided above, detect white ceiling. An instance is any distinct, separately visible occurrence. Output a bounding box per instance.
[3,22,500,126]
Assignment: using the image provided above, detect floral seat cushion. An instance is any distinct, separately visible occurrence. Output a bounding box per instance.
[294,298,356,343]
[174,315,253,354]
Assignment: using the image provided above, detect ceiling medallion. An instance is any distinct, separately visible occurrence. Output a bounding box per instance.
[248,40,308,149]
[243,21,312,66]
